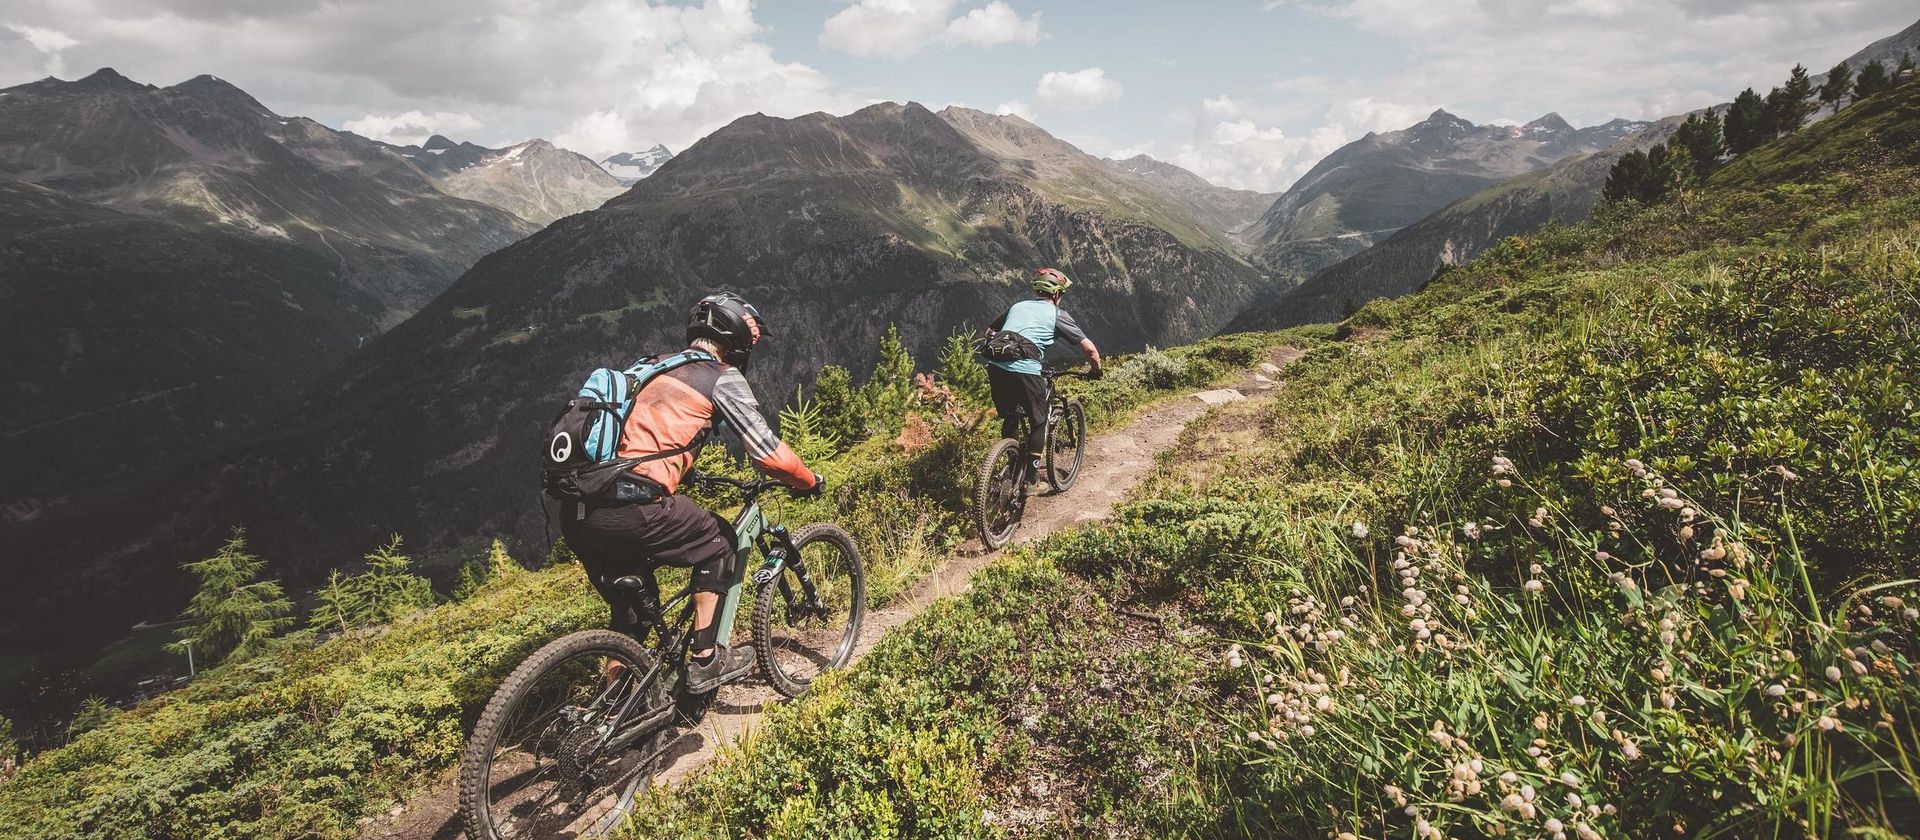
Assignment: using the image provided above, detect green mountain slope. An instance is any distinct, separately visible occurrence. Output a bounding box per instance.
[624,75,1920,838]
[0,178,388,523]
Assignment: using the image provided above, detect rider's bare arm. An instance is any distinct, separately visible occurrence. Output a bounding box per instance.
[1080,338,1102,372]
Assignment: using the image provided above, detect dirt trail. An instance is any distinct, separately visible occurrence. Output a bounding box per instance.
[358,352,1294,840]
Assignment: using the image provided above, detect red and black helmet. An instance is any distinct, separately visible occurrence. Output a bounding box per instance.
[686,292,765,370]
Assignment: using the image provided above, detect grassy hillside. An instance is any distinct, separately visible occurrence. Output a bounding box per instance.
[621,78,1920,838]
[0,333,1275,838]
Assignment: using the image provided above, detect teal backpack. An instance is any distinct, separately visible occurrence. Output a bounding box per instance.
[541,349,716,503]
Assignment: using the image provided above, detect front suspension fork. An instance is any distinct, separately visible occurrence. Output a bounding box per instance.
[754,527,828,620]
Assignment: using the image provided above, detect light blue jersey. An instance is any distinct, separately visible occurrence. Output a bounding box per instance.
[988,298,1088,376]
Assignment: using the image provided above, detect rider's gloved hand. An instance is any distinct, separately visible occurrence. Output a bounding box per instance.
[795,472,827,497]
[1088,365,1105,380]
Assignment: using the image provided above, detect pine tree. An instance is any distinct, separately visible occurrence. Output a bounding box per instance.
[1650,144,1699,203]
[453,539,520,601]
[1671,112,1725,181]
[809,365,863,447]
[168,530,294,663]
[1723,88,1767,155]
[1819,61,1854,114]
[69,698,119,738]
[360,536,434,622]
[308,569,367,634]
[936,327,990,405]
[777,387,843,461]
[1855,61,1890,102]
[857,324,918,433]
[1780,64,1816,130]
[1603,149,1651,204]
[1900,52,1915,78]
[1761,86,1793,140]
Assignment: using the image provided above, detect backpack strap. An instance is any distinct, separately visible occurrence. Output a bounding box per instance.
[614,349,720,468]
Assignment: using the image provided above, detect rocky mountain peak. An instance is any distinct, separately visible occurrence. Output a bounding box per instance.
[168,74,269,111]
[422,134,458,151]
[72,67,152,92]
[1524,112,1573,133]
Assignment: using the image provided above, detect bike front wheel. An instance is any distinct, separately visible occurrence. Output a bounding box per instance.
[753,523,866,698]
[459,630,671,840]
[973,437,1026,549]
[1047,399,1087,491]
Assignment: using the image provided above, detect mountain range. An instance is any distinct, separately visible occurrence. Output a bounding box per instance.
[0,69,536,324]
[1245,109,1646,283]
[1230,117,1678,330]
[1233,19,1917,332]
[378,135,628,225]
[0,98,1276,690]
[0,68,539,525]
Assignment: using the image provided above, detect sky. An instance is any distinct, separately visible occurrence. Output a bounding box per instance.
[2,0,1913,192]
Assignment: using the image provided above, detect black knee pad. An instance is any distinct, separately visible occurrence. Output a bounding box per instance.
[688,552,733,597]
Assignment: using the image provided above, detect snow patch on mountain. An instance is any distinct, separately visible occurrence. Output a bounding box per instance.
[598,144,673,184]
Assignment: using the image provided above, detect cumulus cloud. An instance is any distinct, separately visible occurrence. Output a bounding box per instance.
[1266,0,1914,125]
[1035,67,1122,111]
[342,110,483,145]
[946,2,1044,47]
[820,0,1043,59]
[2,22,76,78]
[994,99,1035,120]
[1173,0,1909,191]
[1161,93,1426,192]
[0,0,856,160]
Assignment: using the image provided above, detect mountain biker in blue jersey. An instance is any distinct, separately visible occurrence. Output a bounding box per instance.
[985,268,1103,493]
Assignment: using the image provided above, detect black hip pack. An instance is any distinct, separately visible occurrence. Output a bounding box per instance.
[978,328,1041,363]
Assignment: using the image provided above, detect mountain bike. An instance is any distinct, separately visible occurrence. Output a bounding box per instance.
[973,364,1089,549]
[458,471,866,840]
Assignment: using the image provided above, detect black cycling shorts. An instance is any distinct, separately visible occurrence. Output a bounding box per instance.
[561,495,737,633]
[986,365,1049,454]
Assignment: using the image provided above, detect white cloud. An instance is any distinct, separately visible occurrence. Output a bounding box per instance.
[342,110,482,145]
[820,0,1043,60]
[1267,0,1915,125]
[994,99,1034,120]
[1035,67,1122,111]
[2,23,76,78]
[945,2,1043,47]
[1164,93,1425,192]
[10,23,76,52]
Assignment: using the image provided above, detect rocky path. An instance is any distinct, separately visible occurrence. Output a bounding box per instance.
[358,351,1296,840]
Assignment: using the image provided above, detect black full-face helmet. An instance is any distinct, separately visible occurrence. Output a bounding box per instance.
[686,292,766,369]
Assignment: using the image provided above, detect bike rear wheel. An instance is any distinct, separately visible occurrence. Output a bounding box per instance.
[459,630,671,840]
[752,523,866,698]
[973,437,1025,549]
[1047,398,1087,491]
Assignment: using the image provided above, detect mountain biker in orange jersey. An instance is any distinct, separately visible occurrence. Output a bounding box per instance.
[985,268,1103,492]
[560,293,824,693]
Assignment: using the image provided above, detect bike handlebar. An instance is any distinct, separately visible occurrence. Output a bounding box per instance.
[684,470,798,498]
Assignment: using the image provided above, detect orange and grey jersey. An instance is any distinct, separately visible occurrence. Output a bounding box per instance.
[617,358,813,495]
